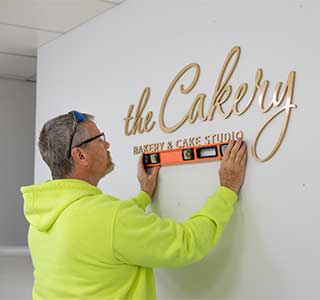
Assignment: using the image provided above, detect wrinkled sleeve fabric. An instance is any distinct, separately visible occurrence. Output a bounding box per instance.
[131,191,151,210]
[112,186,237,268]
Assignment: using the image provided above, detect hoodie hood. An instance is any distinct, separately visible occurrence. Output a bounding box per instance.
[21,179,102,232]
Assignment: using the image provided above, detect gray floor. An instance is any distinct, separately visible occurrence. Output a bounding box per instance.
[0,256,33,300]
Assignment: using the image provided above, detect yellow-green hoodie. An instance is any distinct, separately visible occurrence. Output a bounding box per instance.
[21,179,237,300]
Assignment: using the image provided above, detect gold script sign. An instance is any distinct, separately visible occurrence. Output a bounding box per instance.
[123,46,296,162]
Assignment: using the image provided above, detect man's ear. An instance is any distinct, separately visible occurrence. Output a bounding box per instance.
[71,147,88,166]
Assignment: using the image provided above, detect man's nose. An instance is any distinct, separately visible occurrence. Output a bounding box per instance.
[105,141,110,149]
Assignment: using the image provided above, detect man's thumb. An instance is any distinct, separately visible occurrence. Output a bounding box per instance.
[151,166,160,177]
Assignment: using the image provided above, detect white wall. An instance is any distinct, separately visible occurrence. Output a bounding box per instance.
[0,78,35,247]
[0,78,35,299]
[35,0,320,299]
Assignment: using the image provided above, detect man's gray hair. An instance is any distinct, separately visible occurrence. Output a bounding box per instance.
[38,112,94,179]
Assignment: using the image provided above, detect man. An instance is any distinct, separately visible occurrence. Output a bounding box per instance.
[21,111,247,300]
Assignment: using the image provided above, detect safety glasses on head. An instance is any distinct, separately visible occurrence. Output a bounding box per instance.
[68,111,85,158]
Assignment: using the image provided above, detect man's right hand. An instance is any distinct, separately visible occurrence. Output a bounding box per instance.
[137,155,160,198]
[219,138,248,195]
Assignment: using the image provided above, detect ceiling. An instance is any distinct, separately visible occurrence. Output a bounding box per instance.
[0,0,125,82]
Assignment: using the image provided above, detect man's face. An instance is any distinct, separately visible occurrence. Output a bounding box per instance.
[82,120,114,178]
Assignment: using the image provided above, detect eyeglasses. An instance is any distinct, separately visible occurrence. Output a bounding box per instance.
[67,111,106,158]
[75,132,106,148]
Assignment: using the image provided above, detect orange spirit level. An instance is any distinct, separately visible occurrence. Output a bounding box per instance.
[143,142,229,167]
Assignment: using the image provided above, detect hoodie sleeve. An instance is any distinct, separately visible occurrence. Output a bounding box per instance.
[131,191,151,210]
[112,186,237,268]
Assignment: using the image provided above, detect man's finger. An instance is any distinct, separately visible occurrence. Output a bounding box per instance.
[138,155,147,173]
[222,140,235,160]
[235,142,247,163]
[240,151,247,167]
[230,137,243,160]
[151,166,160,177]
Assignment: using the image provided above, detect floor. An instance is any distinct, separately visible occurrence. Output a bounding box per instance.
[0,255,33,300]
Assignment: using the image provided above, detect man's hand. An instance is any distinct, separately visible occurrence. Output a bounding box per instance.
[137,155,160,198]
[219,138,248,195]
